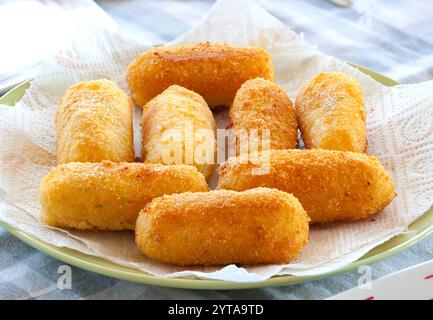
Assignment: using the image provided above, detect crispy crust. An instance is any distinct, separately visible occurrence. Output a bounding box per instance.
[135,188,309,265]
[56,79,134,163]
[228,78,298,153]
[126,42,274,108]
[295,72,367,152]
[217,149,395,223]
[40,161,208,230]
[142,85,216,179]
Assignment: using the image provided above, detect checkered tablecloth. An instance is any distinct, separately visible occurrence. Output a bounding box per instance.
[1,0,433,300]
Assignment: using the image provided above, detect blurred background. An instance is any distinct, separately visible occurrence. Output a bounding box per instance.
[1,0,433,96]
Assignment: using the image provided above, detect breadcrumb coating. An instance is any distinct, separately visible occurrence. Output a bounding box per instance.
[217,149,395,223]
[127,42,274,108]
[56,79,134,163]
[295,72,367,152]
[40,161,208,230]
[228,78,298,153]
[142,85,216,179]
[135,188,309,265]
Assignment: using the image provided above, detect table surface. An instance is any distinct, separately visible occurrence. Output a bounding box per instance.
[1,0,433,300]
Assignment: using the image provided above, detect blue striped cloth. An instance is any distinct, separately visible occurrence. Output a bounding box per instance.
[1,0,433,299]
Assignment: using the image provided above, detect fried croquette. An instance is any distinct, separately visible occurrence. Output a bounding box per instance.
[295,72,367,152]
[228,78,298,153]
[142,85,216,179]
[126,42,274,108]
[135,188,309,265]
[217,149,395,223]
[40,161,208,230]
[56,79,134,163]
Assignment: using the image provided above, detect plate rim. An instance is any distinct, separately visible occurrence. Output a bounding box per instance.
[1,64,432,290]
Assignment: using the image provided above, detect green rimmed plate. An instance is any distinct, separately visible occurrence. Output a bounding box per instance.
[1,66,432,290]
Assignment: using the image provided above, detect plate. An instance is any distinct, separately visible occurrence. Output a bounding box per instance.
[1,65,432,290]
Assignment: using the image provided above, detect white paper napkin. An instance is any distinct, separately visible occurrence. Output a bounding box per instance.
[1,0,432,282]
